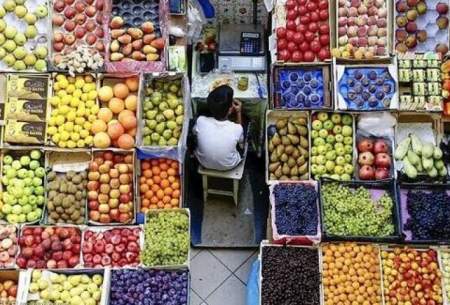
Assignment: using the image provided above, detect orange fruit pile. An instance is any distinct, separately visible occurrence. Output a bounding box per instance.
[139,158,181,211]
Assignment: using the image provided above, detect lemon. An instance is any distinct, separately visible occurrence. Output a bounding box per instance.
[80,93,88,101]
[51,109,59,116]
[66,111,76,122]
[58,125,65,133]
[70,133,80,141]
[73,125,81,132]
[85,100,95,108]
[47,126,57,135]
[61,95,71,105]
[55,115,65,126]
[82,84,91,93]
[68,76,76,84]
[52,134,60,143]
[76,108,85,117]
[67,140,76,148]
[60,131,69,141]
[73,89,82,98]
[66,84,75,93]
[50,96,60,106]
[58,141,67,148]
[77,139,85,148]
[48,117,56,126]
[75,117,85,125]
[90,104,99,115]
[64,122,74,132]
[88,91,97,100]
[88,114,96,122]
[70,97,80,107]
[53,82,60,91]
[85,135,93,145]
[59,105,70,114]
[55,74,66,82]
[58,78,68,89]
[83,122,92,130]
[57,90,67,98]
[80,129,89,138]
[75,79,84,89]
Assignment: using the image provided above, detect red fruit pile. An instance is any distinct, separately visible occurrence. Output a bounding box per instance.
[88,151,134,224]
[82,227,141,268]
[276,0,330,62]
[17,226,81,269]
[382,247,443,305]
[357,137,392,180]
[52,0,105,61]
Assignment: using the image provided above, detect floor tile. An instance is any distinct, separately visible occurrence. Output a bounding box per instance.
[190,289,203,305]
[206,275,247,305]
[234,251,258,284]
[210,249,256,272]
[191,247,201,260]
[190,251,231,299]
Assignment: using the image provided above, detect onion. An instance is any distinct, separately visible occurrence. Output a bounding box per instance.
[378,7,387,17]
[368,36,378,46]
[377,28,387,37]
[338,35,349,45]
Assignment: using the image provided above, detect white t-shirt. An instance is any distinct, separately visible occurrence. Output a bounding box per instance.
[194,116,244,171]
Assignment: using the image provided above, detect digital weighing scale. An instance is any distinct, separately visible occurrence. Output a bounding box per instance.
[217,24,266,72]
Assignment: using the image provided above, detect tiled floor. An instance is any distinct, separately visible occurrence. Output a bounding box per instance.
[190,248,258,305]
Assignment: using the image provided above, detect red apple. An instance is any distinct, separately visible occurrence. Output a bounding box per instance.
[374,139,389,154]
[64,20,76,32]
[86,33,97,45]
[359,165,375,180]
[64,6,76,19]
[85,20,96,32]
[74,1,85,12]
[54,0,66,11]
[85,5,96,17]
[52,15,65,26]
[375,153,391,169]
[75,13,87,25]
[63,34,76,45]
[358,151,375,166]
[357,138,374,152]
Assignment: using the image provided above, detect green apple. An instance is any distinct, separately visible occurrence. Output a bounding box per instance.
[316,155,326,165]
[0,47,5,59]
[336,156,346,165]
[325,143,333,151]
[343,136,353,145]
[344,164,354,175]
[311,130,319,139]
[3,40,16,52]
[3,0,16,12]
[344,144,353,154]
[317,145,326,155]
[331,113,341,124]
[335,134,344,143]
[325,150,336,160]
[29,160,40,169]
[34,46,48,59]
[92,274,103,285]
[13,59,25,70]
[326,135,335,144]
[323,120,334,130]
[0,20,5,32]
[4,26,16,39]
[334,165,344,175]
[0,6,5,16]
[34,5,47,18]
[3,155,12,164]
[24,53,37,66]
[34,59,46,71]
[330,174,340,180]
[13,47,26,59]
[334,143,344,150]
[25,25,37,39]
[341,173,351,180]
[81,275,91,284]
[317,112,328,121]
[14,33,26,46]
[11,160,21,170]
[317,164,326,174]
[313,137,325,146]
[311,156,317,164]
[336,147,345,156]
[311,164,318,174]
[342,125,353,136]
[311,146,318,156]
[325,160,335,171]
[14,5,26,17]
[312,120,322,130]
[342,114,353,125]
[30,150,41,159]
[24,13,36,24]
[17,168,27,178]
[319,129,328,138]
[333,125,342,134]
[344,154,352,163]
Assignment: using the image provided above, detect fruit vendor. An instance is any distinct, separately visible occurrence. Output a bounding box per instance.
[193,85,245,171]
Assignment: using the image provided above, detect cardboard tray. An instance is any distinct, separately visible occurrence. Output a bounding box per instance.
[269,181,321,245]
[0,269,22,305]
[318,178,402,243]
[265,109,310,184]
[398,183,450,244]
[271,63,333,110]
[333,57,400,111]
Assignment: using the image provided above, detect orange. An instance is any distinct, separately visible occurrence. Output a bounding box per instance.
[140,184,149,193]
[172,182,180,190]
[164,204,172,209]
[160,171,168,179]
[152,167,161,175]
[139,177,146,184]
[142,161,150,170]
[171,162,179,170]
[168,176,176,183]
[142,198,150,207]
[151,184,160,192]
[157,202,164,208]
[113,83,130,99]
[144,190,153,199]
[164,187,173,195]
[146,178,154,186]
[141,207,148,213]
[167,168,177,176]
[149,204,157,209]
[162,196,171,204]
[156,189,164,199]
[160,163,169,170]
[151,160,159,166]
[150,197,158,204]
[161,179,170,188]
[173,190,180,198]
[143,169,153,178]
[170,198,179,206]
[153,176,161,184]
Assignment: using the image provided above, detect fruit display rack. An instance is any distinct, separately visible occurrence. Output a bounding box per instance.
[397,52,443,111]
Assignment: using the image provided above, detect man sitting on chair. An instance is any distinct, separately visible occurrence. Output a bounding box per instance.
[193,85,244,171]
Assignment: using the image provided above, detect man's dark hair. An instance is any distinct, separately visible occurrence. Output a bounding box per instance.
[207,85,234,120]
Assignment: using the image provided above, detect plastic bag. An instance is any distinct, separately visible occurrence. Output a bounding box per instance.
[187,0,207,44]
[246,260,260,305]
[357,112,396,138]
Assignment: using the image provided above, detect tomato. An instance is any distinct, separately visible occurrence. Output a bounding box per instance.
[306,2,317,11]
[319,23,329,34]
[318,0,328,9]
[287,41,298,52]
[277,38,288,50]
[293,32,304,44]
[308,23,319,32]
[318,48,330,61]
[286,20,296,30]
[299,41,310,52]
[278,49,291,61]
[319,34,329,46]
[286,30,295,41]
[310,39,321,53]
[286,0,297,9]
[276,27,287,38]
[298,5,307,15]
[319,10,329,20]
[291,51,303,62]
[300,15,310,24]
[287,9,298,20]
[304,31,315,42]
[310,11,319,22]
[304,51,315,62]
[296,24,307,33]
